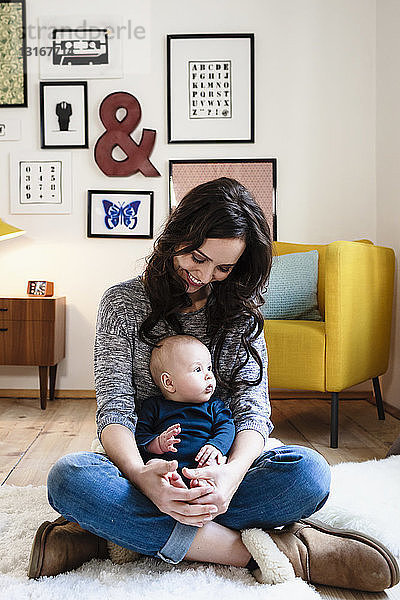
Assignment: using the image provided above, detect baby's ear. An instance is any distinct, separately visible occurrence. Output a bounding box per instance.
[160,371,175,393]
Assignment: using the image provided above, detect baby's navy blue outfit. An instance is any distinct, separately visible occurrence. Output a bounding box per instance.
[135,395,236,478]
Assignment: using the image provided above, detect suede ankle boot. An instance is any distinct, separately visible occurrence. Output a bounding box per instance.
[242,518,400,592]
[28,516,109,578]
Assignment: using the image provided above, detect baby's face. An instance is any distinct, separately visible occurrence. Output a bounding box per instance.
[167,341,216,403]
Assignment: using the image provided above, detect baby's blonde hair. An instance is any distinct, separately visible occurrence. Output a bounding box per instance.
[150,334,206,388]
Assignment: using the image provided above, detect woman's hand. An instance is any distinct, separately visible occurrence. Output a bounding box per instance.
[131,458,218,527]
[182,461,244,517]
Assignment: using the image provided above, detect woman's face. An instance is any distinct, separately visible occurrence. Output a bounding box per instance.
[173,237,246,294]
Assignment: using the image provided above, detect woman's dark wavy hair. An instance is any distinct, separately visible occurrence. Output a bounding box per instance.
[140,177,273,393]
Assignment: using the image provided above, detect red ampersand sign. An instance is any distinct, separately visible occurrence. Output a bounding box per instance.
[94,91,161,177]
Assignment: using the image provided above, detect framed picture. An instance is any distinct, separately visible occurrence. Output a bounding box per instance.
[0,0,27,107]
[169,159,277,240]
[40,81,88,149]
[87,190,154,239]
[0,118,21,140]
[167,33,254,144]
[10,151,72,214]
[39,16,123,80]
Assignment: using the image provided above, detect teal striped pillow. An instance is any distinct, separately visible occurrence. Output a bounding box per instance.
[261,250,322,320]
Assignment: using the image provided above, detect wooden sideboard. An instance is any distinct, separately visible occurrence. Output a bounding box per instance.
[0,296,66,409]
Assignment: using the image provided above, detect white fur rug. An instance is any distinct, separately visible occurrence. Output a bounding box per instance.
[0,455,399,600]
[314,454,400,558]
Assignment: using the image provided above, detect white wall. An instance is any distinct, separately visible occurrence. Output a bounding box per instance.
[1,0,377,391]
[377,0,400,410]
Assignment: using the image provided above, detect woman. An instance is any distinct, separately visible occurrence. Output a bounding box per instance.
[28,178,398,591]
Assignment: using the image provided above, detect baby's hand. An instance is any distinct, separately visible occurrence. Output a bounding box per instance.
[195,444,226,467]
[146,424,181,454]
[190,477,215,489]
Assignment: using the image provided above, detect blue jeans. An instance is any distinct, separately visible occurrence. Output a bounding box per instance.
[47,445,331,565]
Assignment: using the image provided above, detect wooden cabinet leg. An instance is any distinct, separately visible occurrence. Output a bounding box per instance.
[39,366,48,410]
[49,364,57,402]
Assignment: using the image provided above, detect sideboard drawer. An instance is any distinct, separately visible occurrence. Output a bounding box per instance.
[0,298,57,321]
[0,321,57,365]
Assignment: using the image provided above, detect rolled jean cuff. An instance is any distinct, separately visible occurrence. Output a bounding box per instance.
[156,521,198,564]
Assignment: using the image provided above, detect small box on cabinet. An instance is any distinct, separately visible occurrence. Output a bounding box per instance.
[27,281,54,296]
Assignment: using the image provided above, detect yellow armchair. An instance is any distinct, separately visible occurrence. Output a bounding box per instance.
[264,240,395,448]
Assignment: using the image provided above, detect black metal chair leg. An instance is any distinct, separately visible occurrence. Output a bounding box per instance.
[372,376,385,420]
[330,392,339,448]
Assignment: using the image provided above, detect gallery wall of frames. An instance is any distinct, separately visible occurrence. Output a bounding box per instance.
[0,2,277,241]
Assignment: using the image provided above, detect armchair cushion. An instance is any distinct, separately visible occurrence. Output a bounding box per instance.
[261,250,322,321]
[264,320,326,390]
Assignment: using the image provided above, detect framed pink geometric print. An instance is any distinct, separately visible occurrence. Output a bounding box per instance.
[169,158,277,240]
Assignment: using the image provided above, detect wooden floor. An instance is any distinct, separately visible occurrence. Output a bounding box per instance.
[0,395,399,599]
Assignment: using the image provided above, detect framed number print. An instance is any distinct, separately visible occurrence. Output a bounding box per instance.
[0,0,27,107]
[87,190,153,239]
[40,81,88,149]
[167,34,254,143]
[10,151,72,214]
[169,159,277,240]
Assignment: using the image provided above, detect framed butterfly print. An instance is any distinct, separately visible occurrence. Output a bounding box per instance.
[87,190,153,239]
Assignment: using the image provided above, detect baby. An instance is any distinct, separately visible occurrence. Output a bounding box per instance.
[135,334,236,487]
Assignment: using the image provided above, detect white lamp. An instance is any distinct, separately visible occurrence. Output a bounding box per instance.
[0,218,26,241]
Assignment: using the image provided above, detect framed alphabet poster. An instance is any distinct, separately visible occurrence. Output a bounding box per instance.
[167,34,254,143]
[10,151,72,214]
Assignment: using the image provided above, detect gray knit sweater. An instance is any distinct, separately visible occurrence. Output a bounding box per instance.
[94,277,273,444]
